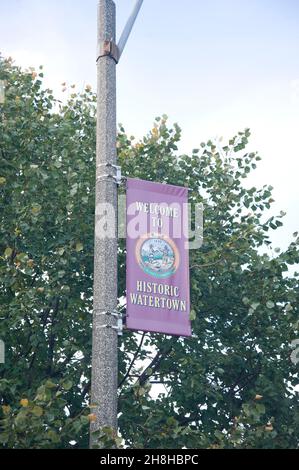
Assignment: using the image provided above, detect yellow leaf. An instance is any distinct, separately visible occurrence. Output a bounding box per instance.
[31,204,42,215]
[20,399,29,407]
[135,143,143,150]
[265,425,273,432]
[88,413,97,423]
[254,394,263,401]
[2,405,11,415]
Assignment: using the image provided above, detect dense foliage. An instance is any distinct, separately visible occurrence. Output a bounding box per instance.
[0,56,298,449]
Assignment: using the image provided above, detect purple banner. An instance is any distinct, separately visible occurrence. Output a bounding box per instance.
[126,178,191,337]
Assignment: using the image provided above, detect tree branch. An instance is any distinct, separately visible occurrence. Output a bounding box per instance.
[136,338,179,387]
[46,297,60,375]
[118,332,145,388]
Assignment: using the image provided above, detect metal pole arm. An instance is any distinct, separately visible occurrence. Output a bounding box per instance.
[117,0,144,60]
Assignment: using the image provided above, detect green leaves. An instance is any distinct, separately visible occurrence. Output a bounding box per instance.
[190,309,197,321]
[1,55,299,450]
[92,426,123,449]
[4,247,13,258]
[75,242,83,252]
[61,380,73,391]
[32,406,43,418]
[242,402,266,419]
[31,204,42,215]
[16,253,28,262]
[118,118,299,449]
[46,430,60,444]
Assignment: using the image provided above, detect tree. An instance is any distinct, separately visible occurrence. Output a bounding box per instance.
[0,56,298,449]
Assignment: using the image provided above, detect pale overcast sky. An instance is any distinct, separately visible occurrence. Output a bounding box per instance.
[1,0,299,251]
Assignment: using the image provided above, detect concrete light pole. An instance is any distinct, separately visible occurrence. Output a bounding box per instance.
[91,0,144,447]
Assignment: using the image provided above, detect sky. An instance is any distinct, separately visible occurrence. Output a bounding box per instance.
[1,0,299,251]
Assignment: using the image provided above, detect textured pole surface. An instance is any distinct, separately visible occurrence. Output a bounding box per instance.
[91,0,118,445]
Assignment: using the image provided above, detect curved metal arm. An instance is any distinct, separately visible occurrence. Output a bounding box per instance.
[117,0,144,60]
